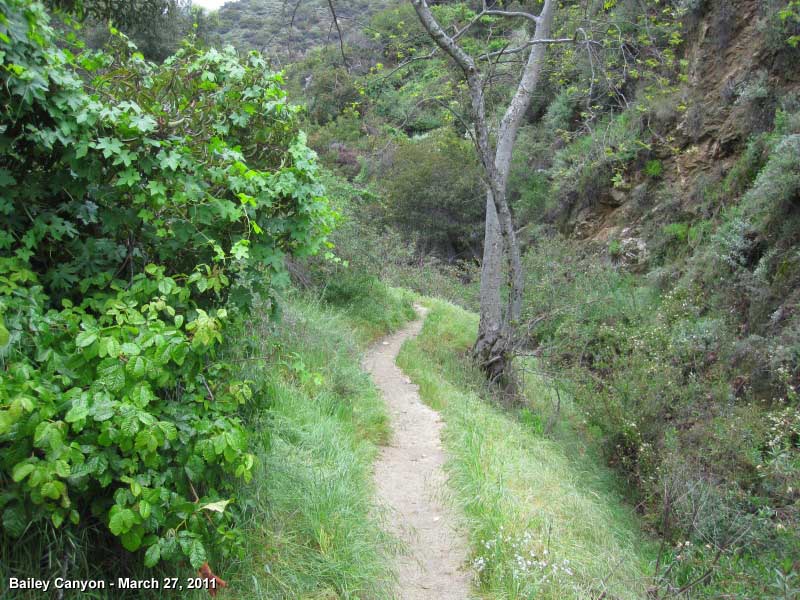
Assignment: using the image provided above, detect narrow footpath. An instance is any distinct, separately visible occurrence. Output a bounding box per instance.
[363,307,473,600]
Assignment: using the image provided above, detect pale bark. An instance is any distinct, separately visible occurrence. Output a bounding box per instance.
[479,0,554,345]
[477,195,503,355]
[411,0,556,380]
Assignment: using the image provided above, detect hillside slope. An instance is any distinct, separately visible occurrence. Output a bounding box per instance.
[208,0,394,64]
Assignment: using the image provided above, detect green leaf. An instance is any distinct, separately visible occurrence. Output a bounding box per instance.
[0,411,16,436]
[116,168,140,186]
[200,499,231,513]
[65,398,89,423]
[0,168,17,188]
[144,542,161,568]
[121,529,142,552]
[135,430,158,453]
[158,277,176,295]
[107,513,124,537]
[2,504,26,538]
[158,150,181,171]
[11,463,35,483]
[34,422,64,450]
[91,399,115,421]
[127,355,146,379]
[130,384,155,406]
[76,330,98,348]
[99,337,121,358]
[54,461,71,478]
[51,511,65,528]
[0,316,9,347]
[119,411,140,438]
[120,342,141,356]
[97,359,126,392]
[147,180,167,198]
[188,539,207,569]
[157,421,177,440]
[130,114,157,133]
[41,481,63,500]
[94,136,124,158]
[108,507,136,536]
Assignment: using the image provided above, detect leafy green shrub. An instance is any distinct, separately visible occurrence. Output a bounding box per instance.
[288,48,360,125]
[45,0,203,61]
[768,0,800,48]
[0,0,333,569]
[687,220,712,245]
[549,111,645,222]
[543,88,578,134]
[309,172,480,313]
[382,128,484,259]
[511,171,552,227]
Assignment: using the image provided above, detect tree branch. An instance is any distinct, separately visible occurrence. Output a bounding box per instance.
[481,0,540,23]
[411,0,476,75]
[376,48,438,82]
[483,9,540,23]
[326,0,349,69]
[479,35,579,60]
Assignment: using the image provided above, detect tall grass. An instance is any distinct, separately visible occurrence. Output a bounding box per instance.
[318,275,418,343]
[219,296,406,598]
[397,299,655,599]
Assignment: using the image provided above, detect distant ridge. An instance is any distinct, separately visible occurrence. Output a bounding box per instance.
[208,0,395,63]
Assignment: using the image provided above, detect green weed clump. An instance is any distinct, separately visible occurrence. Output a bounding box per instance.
[314,268,416,343]
[398,300,652,600]
[548,111,646,217]
[645,159,663,178]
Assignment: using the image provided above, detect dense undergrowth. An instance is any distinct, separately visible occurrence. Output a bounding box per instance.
[206,291,412,599]
[520,234,799,598]
[0,0,376,587]
[513,90,800,597]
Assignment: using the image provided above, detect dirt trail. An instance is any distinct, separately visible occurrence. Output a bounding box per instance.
[363,307,473,600]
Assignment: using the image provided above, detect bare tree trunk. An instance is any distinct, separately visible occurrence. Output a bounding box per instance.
[474,0,554,380]
[411,0,556,382]
[476,193,503,362]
